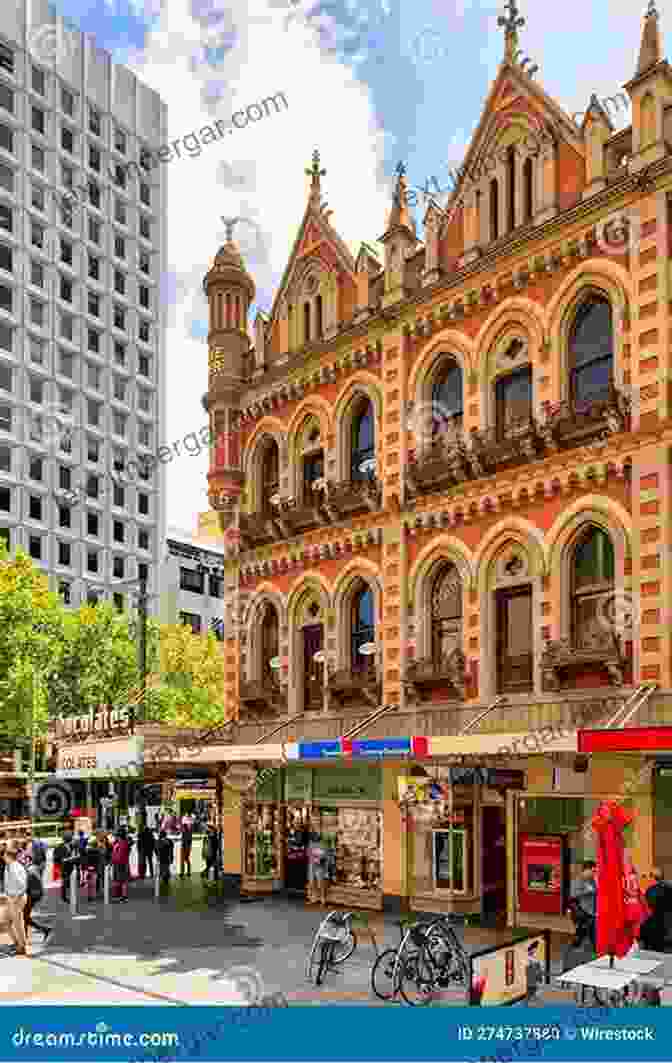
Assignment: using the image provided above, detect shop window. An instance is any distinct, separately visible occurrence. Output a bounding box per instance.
[313,807,382,893]
[431,563,462,664]
[260,439,279,513]
[568,297,613,407]
[495,366,532,439]
[495,584,533,693]
[350,398,375,481]
[351,584,374,672]
[243,804,280,880]
[571,527,614,649]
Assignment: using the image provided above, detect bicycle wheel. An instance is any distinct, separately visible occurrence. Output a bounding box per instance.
[331,929,356,964]
[399,952,437,1006]
[371,948,401,1001]
[316,940,333,986]
[426,925,469,985]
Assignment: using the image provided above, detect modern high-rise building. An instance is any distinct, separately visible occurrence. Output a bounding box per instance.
[0,1,167,612]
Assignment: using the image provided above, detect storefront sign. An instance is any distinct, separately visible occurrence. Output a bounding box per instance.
[174,788,215,801]
[447,767,525,787]
[346,738,411,758]
[54,707,131,741]
[579,726,672,753]
[469,932,549,1006]
[312,764,381,802]
[298,740,342,759]
[56,738,144,779]
[285,766,313,802]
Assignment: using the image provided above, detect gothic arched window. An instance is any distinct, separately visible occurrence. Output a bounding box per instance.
[490,178,499,241]
[523,157,534,222]
[260,440,279,513]
[431,564,462,664]
[571,527,615,648]
[351,584,374,671]
[431,362,463,436]
[260,604,279,685]
[351,398,375,480]
[568,297,613,407]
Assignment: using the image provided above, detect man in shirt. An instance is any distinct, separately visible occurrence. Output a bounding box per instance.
[3,840,28,956]
[568,860,597,951]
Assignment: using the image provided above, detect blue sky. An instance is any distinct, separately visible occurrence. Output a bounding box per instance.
[47,0,665,531]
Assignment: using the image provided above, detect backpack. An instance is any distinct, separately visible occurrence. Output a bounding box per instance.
[26,868,43,903]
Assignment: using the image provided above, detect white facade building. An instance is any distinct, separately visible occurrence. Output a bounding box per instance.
[0,1,167,612]
[159,526,227,639]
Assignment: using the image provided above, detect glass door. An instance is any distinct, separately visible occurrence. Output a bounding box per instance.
[433,828,468,893]
[303,624,324,710]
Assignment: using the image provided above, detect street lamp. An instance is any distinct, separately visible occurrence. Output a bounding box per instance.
[118,572,158,733]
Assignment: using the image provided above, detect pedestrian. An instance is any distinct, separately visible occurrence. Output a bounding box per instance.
[81,837,102,901]
[23,857,51,944]
[640,868,672,951]
[138,825,155,879]
[179,820,193,878]
[111,830,131,903]
[201,824,219,879]
[156,830,174,885]
[624,858,649,943]
[3,840,28,956]
[307,831,327,906]
[30,831,47,883]
[53,832,79,903]
[567,860,597,953]
[525,940,544,1001]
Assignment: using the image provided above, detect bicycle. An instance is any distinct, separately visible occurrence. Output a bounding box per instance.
[306,910,357,986]
[398,914,469,1006]
[370,918,434,1001]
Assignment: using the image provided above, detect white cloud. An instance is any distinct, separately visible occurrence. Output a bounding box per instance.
[118,0,393,535]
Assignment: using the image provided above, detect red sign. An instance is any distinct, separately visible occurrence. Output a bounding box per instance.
[518,834,565,916]
[579,727,672,753]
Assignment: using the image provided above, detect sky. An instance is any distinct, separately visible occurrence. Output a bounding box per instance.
[47,0,669,535]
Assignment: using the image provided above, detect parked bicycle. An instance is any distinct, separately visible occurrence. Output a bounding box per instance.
[371,918,431,1001]
[398,913,469,1006]
[306,910,357,986]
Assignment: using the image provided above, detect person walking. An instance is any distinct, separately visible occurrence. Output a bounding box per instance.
[179,820,193,878]
[3,841,28,956]
[307,832,327,906]
[30,832,47,883]
[23,858,51,944]
[201,824,219,879]
[138,825,155,879]
[156,830,174,886]
[111,830,131,903]
[53,832,79,904]
[568,860,597,952]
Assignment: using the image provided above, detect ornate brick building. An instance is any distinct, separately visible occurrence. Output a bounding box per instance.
[199,4,672,921]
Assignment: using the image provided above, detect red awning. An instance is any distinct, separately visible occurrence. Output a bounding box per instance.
[579,726,672,753]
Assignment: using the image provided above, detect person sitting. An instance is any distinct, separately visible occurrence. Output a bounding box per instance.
[639,868,672,952]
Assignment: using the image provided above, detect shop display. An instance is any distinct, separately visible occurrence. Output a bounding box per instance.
[314,807,382,890]
[433,828,468,892]
[243,803,281,880]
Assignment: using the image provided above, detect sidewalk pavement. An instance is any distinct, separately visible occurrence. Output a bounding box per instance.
[0,876,575,1006]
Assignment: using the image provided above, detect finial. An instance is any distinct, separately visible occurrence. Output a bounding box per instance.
[305,149,326,182]
[647,0,658,16]
[221,216,240,243]
[395,160,406,178]
[498,0,525,61]
[637,0,662,74]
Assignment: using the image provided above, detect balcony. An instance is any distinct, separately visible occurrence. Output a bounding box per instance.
[469,417,546,475]
[405,649,467,702]
[541,629,626,691]
[407,424,471,494]
[540,385,630,450]
[319,476,382,520]
[272,493,327,537]
[239,676,287,716]
[327,663,381,710]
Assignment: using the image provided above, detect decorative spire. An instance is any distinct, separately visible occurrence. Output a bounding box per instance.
[305,149,326,203]
[637,0,661,75]
[498,0,525,62]
[220,216,239,244]
[387,162,415,235]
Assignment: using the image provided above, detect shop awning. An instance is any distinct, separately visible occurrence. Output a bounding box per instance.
[430,730,577,757]
[579,726,672,753]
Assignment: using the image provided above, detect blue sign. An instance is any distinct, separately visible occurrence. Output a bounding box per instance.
[298,740,342,759]
[351,738,411,757]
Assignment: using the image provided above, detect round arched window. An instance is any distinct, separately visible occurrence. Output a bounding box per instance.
[569,298,613,406]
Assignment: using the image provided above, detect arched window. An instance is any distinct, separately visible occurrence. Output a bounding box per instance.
[431,362,463,435]
[351,398,375,480]
[569,297,613,407]
[490,178,499,241]
[260,604,279,685]
[431,564,462,664]
[260,440,279,513]
[571,527,614,648]
[351,584,374,671]
[506,146,516,231]
[523,157,533,222]
[495,365,532,439]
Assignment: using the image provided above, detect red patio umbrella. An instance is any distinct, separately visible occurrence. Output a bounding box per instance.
[591,800,634,960]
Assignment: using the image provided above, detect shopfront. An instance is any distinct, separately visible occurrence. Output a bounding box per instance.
[241,761,384,908]
[49,736,145,827]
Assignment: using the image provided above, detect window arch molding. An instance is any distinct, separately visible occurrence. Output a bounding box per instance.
[286,399,332,499]
[243,419,287,511]
[332,565,382,671]
[476,301,545,430]
[409,538,474,660]
[246,432,282,514]
[333,378,382,482]
[415,556,467,662]
[546,265,629,403]
[243,594,286,683]
[413,349,466,450]
[287,575,332,713]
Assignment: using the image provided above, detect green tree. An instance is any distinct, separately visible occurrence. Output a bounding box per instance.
[145,621,227,729]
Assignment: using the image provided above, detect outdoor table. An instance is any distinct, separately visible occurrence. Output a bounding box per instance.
[559,962,637,1006]
[591,955,662,975]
